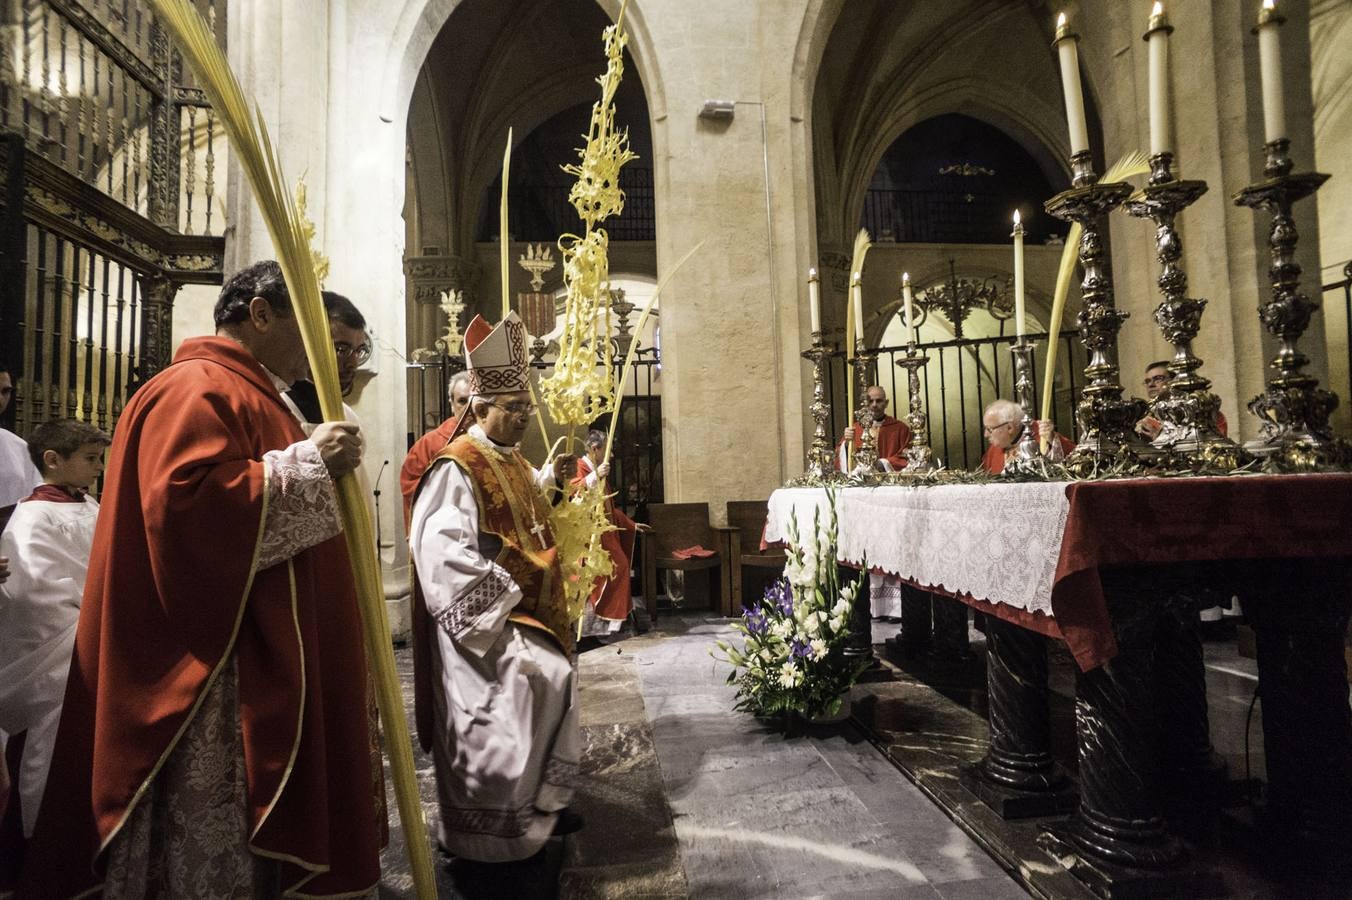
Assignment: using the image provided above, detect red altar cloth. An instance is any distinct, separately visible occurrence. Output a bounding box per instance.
[1044,473,1352,670]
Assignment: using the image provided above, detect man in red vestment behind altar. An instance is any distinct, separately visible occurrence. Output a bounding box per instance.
[1135,360,1228,440]
[836,385,912,472]
[981,398,1074,474]
[573,430,650,626]
[20,261,382,898]
[400,369,474,525]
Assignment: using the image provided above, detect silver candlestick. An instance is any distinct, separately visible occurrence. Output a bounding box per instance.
[801,332,835,478]
[895,346,935,472]
[1126,152,1247,470]
[1233,137,1348,469]
[1045,151,1156,473]
[1007,337,1041,469]
[850,344,879,472]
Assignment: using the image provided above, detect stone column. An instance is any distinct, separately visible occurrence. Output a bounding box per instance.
[641,0,811,516]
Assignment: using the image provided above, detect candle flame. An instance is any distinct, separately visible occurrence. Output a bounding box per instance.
[1262,0,1274,9]
[902,272,910,284]
[1013,209,1021,225]
[1057,12,1066,27]
[1152,1,1163,16]
[808,266,817,278]
[851,271,861,282]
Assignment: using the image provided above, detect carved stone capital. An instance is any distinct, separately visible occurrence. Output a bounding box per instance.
[405,254,481,306]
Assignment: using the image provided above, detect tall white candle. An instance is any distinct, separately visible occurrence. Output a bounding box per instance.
[902,272,914,341]
[808,267,821,334]
[1012,211,1026,338]
[1256,0,1286,144]
[1055,13,1090,156]
[1146,3,1172,157]
[851,272,864,345]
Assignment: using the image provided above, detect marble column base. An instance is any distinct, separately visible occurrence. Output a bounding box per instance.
[1038,823,1226,900]
[960,760,1077,819]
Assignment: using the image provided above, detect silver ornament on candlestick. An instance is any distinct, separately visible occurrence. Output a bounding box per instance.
[1045,151,1156,473]
[895,346,936,472]
[1126,152,1248,470]
[801,332,835,478]
[1004,337,1042,472]
[850,343,879,472]
[1233,138,1349,469]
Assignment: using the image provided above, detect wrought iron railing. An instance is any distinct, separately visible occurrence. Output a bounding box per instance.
[824,328,1089,471]
[483,166,655,243]
[861,187,1063,245]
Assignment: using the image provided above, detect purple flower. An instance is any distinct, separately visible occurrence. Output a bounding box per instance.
[764,577,793,616]
[791,640,812,659]
[743,607,768,637]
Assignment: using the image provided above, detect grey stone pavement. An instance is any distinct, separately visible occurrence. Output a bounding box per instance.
[634,614,1028,900]
[377,613,1028,898]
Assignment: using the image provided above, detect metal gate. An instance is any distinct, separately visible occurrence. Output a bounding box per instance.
[0,0,227,435]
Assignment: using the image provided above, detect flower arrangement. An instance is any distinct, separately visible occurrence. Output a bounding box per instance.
[713,491,870,721]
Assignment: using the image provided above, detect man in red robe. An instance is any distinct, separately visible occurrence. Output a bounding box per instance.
[20,261,381,898]
[836,385,912,472]
[1136,360,1228,440]
[980,398,1074,473]
[400,369,474,525]
[573,430,649,630]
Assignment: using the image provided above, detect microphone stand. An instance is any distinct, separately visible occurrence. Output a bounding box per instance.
[372,459,389,556]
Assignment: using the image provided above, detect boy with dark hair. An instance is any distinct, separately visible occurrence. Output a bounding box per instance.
[0,418,109,853]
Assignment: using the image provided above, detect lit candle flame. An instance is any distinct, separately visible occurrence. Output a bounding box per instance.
[1262,0,1275,9]
[808,267,817,279]
[1013,209,1022,225]
[1152,1,1163,16]
[852,271,861,282]
[1057,12,1066,27]
[902,272,910,284]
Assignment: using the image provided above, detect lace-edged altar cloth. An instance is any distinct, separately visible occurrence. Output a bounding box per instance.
[766,483,1069,619]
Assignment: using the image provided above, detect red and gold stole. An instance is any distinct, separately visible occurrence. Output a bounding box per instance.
[439,435,574,658]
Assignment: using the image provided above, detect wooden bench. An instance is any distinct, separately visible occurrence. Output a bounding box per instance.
[725,500,787,613]
[640,502,733,616]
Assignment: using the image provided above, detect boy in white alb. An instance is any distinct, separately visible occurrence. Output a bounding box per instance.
[0,418,109,840]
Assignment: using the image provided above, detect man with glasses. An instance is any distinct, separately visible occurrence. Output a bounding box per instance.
[980,398,1072,474]
[408,311,581,888]
[835,385,912,473]
[1135,360,1227,441]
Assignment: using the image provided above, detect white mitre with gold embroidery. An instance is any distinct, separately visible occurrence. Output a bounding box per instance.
[463,311,530,395]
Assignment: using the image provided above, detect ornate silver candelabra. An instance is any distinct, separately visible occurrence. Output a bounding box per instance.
[1045,152,1155,473]
[895,347,935,472]
[850,344,879,472]
[1126,152,1247,470]
[801,332,835,478]
[1008,338,1041,469]
[1233,138,1348,469]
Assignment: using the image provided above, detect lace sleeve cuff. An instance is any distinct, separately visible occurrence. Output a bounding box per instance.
[258,440,342,570]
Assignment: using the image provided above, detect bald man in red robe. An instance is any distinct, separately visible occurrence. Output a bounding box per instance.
[20,261,381,897]
[836,385,912,472]
[980,399,1074,474]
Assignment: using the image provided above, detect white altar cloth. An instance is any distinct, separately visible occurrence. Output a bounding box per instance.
[765,483,1072,617]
